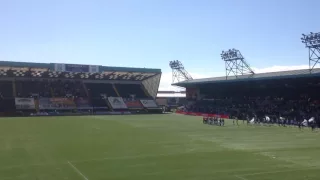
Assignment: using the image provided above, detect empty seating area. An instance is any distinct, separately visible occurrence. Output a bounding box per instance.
[91,97,109,108]
[0,81,13,98]
[16,80,51,97]
[51,80,87,98]
[86,83,117,97]
[0,98,15,113]
[115,84,147,98]
[15,80,87,98]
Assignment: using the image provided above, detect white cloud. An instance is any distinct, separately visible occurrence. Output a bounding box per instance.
[252,65,312,73]
[158,64,318,91]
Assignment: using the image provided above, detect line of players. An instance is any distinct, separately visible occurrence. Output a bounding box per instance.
[203,117,225,126]
[203,116,318,131]
[233,116,318,131]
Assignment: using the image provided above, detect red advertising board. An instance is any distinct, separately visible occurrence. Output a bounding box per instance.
[39,98,76,109]
[123,99,143,109]
[74,98,91,109]
[176,110,229,119]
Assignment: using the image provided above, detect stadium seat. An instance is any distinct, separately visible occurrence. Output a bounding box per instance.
[85,83,118,97]
[16,80,51,97]
[115,84,147,98]
[0,81,13,98]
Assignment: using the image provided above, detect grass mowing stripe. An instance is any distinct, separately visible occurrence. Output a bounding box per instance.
[239,167,320,176]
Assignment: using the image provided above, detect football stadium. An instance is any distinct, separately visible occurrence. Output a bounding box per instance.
[1,7,320,178]
[2,46,320,180]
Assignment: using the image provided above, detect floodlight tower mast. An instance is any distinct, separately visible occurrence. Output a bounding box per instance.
[301,32,320,72]
[221,49,255,79]
[169,60,193,84]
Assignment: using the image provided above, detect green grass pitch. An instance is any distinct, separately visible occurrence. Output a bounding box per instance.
[0,114,320,180]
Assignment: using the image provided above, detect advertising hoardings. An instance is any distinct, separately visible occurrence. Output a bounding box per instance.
[107,97,128,109]
[123,98,143,109]
[39,98,76,109]
[140,99,158,108]
[15,98,35,109]
[74,98,92,109]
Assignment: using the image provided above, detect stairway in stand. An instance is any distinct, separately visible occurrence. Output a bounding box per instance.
[50,87,55,97]
[112,84,120,97]
[81,82,90,97]
[12,80,16,97]
[104,97,113,111]
[34,99,40,112]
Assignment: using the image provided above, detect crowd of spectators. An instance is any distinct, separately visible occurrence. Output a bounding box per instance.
[15,80,87,98]
[51,80,86,98]
[185,94,320,123]
[1,80,148,100]
[0,80,154,116]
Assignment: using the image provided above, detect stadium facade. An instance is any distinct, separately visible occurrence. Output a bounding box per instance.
[0,61,162,116]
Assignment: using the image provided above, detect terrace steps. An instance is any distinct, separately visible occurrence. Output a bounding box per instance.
[112,84,121,97]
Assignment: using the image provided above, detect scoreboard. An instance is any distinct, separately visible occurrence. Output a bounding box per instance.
[65,64,89,72]
[54,63,99,73]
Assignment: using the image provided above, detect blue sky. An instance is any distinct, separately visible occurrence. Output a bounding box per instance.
[1,0,320,90]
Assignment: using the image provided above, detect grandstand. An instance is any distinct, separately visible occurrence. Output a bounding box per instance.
[173,68,320,123]
[0,61,162,116]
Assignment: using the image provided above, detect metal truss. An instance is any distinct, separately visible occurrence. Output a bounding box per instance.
[169,60,193,84]
[221,49,254,79]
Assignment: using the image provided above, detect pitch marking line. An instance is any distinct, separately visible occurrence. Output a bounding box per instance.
[0,152,189,170]
[71,151,193,164]
[67,161,89,180]
[234,175,249,180]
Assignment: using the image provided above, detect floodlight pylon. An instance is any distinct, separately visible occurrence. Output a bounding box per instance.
[301,32,320,72]
[169,60,193,84]
[221,49,254,79]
